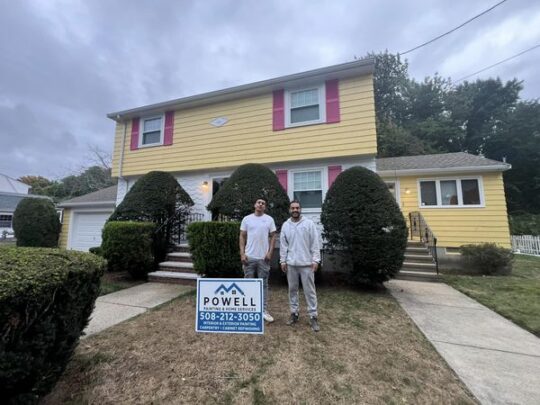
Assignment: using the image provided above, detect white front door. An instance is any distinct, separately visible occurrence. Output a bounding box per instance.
[70,211,112,251]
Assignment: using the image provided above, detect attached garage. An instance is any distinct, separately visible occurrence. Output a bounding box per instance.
[58,185,117,251]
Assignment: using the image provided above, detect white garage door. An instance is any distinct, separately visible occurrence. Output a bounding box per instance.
[70,212,112,251]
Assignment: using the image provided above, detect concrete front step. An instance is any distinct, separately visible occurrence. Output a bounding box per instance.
[159,261,196,273]
[402,261,437,270]
[406,241,426,248]
[167,252,193,262]
[148,271,198,286]
[405,246,430,254]
[404,254,434,262]
[395,270,441,282]
[172,243,190,253]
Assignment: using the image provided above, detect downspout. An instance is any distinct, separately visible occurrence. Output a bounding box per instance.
[117,115,127,179]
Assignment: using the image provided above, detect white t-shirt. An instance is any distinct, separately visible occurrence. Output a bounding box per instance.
[240,213,277,259]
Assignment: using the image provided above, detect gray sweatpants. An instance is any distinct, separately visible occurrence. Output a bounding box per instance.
[243,258,270,311]
[287,265,318,317]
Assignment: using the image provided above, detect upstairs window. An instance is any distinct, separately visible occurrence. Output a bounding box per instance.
[293,170,323,209]
[285,85,326,127]
[0,214,13,228]
[140,115,163,147]
[419,178,483,207]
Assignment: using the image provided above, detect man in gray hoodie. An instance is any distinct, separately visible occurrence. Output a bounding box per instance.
[280,200,321,332]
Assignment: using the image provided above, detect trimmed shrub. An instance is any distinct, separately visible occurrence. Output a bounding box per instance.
[0,247,105,403]
[12,198,60,247]
[207,163,290,229]
[321,166,408,285]
[187,222,242,277]
[109,171,193,264]
[101,221,155,279]
[460,243,513,275]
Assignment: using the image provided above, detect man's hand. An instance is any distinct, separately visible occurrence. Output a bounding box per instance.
[281,263,287,273]
[241,253,248,264]
[264,251,272,262]
[311,263,319,272]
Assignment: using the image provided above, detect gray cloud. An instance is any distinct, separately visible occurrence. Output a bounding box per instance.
[1,0,538,179]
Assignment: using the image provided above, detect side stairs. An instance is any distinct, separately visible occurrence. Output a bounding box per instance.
[396,240,440,282]
[148,243,198,286]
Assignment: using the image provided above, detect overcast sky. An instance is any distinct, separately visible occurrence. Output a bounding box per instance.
[1,0,539,180]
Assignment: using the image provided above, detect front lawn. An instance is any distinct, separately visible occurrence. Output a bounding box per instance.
[444,255,540,336]
[99,271,143,296]
[43,286,475,404]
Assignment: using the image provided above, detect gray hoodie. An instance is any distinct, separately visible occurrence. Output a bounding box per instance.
[279,216,321,266]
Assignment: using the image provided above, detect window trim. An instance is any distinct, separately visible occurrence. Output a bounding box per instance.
[0,213,13,228]
[288,167,328,213]
[417,176,485,208]
[138,114,165,148]
[284,84,326,128]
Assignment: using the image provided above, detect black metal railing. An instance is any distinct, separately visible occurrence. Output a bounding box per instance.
[409,211,439,274]
[155,210,205,246]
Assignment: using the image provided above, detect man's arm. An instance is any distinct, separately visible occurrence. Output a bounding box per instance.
[279,225,288,272]
[265,231,276,262]
[239,230,248,264]
[310,222,321,272]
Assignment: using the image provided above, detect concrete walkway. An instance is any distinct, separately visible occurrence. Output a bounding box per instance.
[84,282,194,337]
[386,279,540,405]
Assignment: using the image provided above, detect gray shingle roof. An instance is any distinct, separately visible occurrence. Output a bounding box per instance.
[376,152,510,173]
[0,193,51,212]
[58,185,117,207]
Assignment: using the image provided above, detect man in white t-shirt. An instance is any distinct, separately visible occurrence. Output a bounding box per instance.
[239,198,277,323]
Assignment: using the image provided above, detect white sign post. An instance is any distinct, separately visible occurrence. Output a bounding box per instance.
[196,278,264,334]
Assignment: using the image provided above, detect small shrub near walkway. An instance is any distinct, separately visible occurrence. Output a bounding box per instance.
[445,254,540,336]
[43,287,475,404]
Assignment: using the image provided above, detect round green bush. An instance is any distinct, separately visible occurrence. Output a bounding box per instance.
[187,222,242,277]
[207,163,290,229]
[321,166,408,285]
[0,247,105,403]
[101,221,155,279]
[459,243,513,275]
[12,198,60,247]
[109,171,193,264]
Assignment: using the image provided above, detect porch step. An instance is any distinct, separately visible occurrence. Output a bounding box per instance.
[395,270,441,282]
[405,246,430,254]
[159,261,196,273]
[402,261,437,270]
[406,241,426,248]
[172,243,190,253]
[167,252,192,262]
[404,254,434,262]
[148,271,198,286]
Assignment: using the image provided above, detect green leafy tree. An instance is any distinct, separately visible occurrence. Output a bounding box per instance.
[321,167,408,285]
[207,163,290,229]
[12,198,61,247]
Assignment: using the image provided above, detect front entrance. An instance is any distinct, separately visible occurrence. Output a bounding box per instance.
[211,177,228,220]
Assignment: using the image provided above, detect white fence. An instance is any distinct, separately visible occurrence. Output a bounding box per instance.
[511,235,540,256]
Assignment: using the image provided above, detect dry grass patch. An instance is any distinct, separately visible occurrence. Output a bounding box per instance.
[43,286,476,404]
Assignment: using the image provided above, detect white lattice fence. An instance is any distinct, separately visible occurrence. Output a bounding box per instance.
[511,235,540,256]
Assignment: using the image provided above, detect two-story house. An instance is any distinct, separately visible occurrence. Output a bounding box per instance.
[59,58,511,278]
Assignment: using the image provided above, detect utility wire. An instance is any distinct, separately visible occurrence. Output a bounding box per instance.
[400,0,509,55]
[454,43,540,83]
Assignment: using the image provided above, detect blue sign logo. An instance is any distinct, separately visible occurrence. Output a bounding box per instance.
[214,282,245,295]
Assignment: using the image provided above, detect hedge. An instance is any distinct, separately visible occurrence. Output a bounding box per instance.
[187,222,243,277]
[101,221,155,279]
[0,247,105,403]
[460,243,514,275]
[321,166,408,285]
[12,198,60,247]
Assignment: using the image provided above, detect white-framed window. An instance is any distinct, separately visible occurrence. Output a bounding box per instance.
[285,84,326,127]
[139,115,164,147]
[418,177,483,208]
[292,169,324,210]
[0,214,13,228]
[384,181,400,202]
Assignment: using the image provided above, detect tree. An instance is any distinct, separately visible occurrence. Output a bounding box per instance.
[207,163,290,229]
[321,167,408,285]
[12,198,61,247]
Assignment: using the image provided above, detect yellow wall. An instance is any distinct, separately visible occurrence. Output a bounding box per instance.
[383,172,511,248]
[58,208,71,249]
[112,75,376,177]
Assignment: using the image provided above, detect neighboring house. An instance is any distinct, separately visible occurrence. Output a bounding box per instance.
[59,58,511,265]
[58,185,116,251]
[0,173,50,237]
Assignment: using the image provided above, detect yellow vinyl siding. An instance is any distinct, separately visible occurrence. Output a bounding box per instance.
[58,209,71,249]
[383,172,511,248]
[112,75,376,177]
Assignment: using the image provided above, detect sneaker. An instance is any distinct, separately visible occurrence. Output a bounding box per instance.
[263,311,274,323]
[310,316,320,332]
[286,313,299,326]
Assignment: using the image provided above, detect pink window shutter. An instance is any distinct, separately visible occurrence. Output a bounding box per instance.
[130,117,140,150]
[272,89,285,131]
[163,111,174,146]
[325,79,340,123]
[275,169,288,191]
[328,165,342,188]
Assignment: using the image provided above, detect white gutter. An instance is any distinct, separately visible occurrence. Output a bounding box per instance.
[118,118,127,179]
[376,164,511,177]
